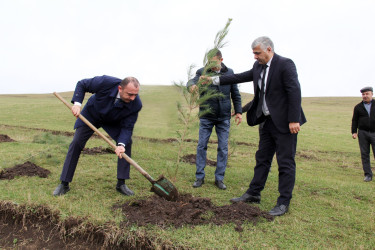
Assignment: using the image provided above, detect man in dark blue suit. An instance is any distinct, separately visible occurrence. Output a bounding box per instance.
[202,36,306,216]
[53,75,142,197]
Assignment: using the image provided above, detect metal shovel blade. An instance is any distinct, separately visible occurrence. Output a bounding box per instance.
[150,175,179,201]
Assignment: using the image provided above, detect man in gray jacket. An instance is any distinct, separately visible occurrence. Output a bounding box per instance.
[187,50,242,190]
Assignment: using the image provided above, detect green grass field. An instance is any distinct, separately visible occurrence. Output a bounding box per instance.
[1,86,374,249]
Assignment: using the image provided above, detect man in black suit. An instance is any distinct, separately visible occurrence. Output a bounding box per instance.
[202,36,306,216]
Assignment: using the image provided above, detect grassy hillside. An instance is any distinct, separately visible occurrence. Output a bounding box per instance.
[0,86,374,248]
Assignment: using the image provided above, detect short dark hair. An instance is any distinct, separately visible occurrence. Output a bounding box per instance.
[120,77,140,88]
[208,48,222,59]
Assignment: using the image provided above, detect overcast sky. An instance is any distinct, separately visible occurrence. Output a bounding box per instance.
[1,0,374,97]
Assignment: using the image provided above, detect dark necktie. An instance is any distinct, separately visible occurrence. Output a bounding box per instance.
[256,64,268,118]
[114,98,121,106]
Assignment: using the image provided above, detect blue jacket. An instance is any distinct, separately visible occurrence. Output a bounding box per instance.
[71,75,142,145]
[186,63,242,121]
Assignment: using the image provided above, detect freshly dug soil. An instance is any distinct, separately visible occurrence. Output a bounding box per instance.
[181,154,217,167]
[0,194,273,248]
[0,161,51,180]
[114,194,273,231]
[0,201,156,249]
[0,134,15,142]
[82,146,114,155]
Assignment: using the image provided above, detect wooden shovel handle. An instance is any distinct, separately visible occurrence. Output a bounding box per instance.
[53,92,155,183]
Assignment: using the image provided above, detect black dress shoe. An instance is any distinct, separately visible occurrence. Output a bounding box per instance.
[215,180,227,190]
[230,193,260,203]
[53,184,70,196]
[269,204,289,216]
[116,184,135,196]
[364,175,372,182]
[193,179,204,188]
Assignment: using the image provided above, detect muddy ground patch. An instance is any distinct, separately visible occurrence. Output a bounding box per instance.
[0,134,15,142]
[1,194,273,248]
[181,153,217,167]
[0,161,51,180]
[82,146,114,155]
[0,201,157,249]
[114,194,273,232]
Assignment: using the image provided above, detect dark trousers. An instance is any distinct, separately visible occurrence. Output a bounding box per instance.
[246,117,297,206]
[358,129,375,177]
[60,124,131,183]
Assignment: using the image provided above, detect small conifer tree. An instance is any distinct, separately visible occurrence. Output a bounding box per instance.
[173,18,233,178]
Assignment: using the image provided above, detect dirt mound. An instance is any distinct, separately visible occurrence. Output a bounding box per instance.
[181,154,217,167]
[114,194,273,231]
[0,161,51,180]
[0,134,15,142]
[82,146,114,155]
[0,196,272,249]
[0,201,158,249]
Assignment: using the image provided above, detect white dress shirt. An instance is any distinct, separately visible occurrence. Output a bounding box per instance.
[259,56,273,116]
[212,56,273,116]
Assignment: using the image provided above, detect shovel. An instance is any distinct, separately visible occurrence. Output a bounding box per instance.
[53,92,179,201]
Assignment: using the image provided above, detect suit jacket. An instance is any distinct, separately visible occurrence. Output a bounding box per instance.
[220,53,306,133]
[71,75,142,145]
